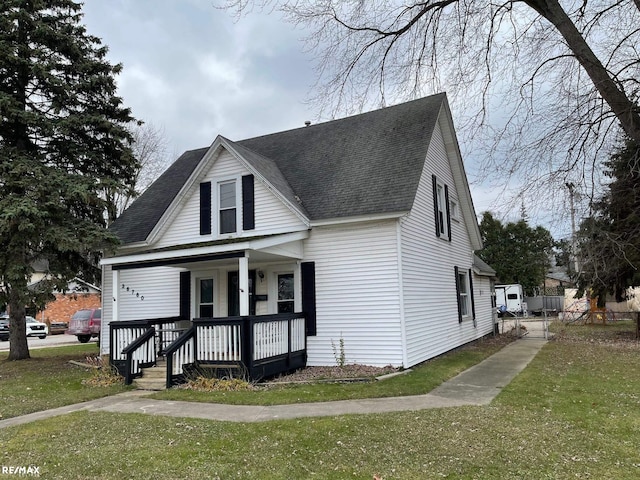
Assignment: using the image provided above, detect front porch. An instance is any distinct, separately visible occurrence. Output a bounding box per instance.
[110,313,307,389]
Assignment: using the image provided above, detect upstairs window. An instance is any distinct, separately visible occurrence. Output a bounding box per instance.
[432,175,451,241]
[219,180,237,234]
[437,183,447,234]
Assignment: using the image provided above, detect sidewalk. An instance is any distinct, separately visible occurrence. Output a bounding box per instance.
[0,337,547,428]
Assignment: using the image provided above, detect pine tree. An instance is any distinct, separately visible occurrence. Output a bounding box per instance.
[577,139,640,303]
[0,0,138,360]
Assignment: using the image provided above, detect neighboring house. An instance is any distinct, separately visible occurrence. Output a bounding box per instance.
[101,93,496,381]
[32,278,101,325]
[2,259,102,326]
[543,267,575,293]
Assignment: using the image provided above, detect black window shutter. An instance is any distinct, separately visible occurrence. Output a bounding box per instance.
[179,271,191,320]
[242,175,255,231]
[445,184,451,241]
[301,262,317,336]
[454,266,462,323]
[432,174,440,237]
[199,182,211,235]
[468,269,476,323]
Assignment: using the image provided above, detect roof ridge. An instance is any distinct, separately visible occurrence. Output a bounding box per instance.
[236,92,447,144]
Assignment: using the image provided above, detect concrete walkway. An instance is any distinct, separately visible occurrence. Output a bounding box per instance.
[0,337,547,428]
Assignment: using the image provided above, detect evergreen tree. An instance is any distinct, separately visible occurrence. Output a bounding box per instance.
[0,0,138,360]
[478,212,554,295]
[577,139,640,303]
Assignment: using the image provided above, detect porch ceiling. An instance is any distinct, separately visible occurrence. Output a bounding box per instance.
[101,230,309,270]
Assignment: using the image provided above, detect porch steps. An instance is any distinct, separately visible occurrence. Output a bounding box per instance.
[134,359,167,391]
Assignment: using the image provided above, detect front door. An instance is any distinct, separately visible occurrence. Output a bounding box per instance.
[227,270,256,316]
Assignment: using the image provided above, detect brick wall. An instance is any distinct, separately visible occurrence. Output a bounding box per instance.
[34,293,101,325]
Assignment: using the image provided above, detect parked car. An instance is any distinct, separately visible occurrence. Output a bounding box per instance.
[26,316,48,338]
[0,315,48,339]
[49,321,69,335]
[67,308,101,343]
[0,318,8,341]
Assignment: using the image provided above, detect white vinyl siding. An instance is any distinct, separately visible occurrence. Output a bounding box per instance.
[100,265,181,355]
[154,149,305,249]
[400,121,494,367]
[304,220,403,367]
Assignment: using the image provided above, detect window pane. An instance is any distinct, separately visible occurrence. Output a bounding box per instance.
[458,272,469,316]
[458,273,467,294]
[200,278,213,304]
[278,274,294,301]
[219,182,236,209]
[199,305,214,317]
[220,209,236,233]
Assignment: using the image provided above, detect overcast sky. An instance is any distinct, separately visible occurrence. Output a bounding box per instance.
[81,0,561,236]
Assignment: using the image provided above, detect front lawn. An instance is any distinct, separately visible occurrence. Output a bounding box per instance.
[0,344,130,420]
[0,321,638,479]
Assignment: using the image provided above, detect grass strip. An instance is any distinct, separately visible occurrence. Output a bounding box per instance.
[0,344,130,420]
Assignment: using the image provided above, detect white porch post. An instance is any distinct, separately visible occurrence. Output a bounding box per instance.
[112,268,120,321]
[239,255,250,316]
[294,261,302,313]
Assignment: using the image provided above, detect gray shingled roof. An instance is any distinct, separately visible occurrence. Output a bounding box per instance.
[109,148,207,244]
[110,93,446,245]
[473,255,497,277]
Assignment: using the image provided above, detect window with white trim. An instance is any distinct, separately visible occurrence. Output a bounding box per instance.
[432,174,451,240]
[277,273,294,313]
[436,183,447,236]
[218,180,237,234]
[457,270,470,317]
[198,278,214,317]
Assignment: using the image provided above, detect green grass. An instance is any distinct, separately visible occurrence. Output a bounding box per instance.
[1,323,639,478]
[0,344,130,420]
[151,336,511,405]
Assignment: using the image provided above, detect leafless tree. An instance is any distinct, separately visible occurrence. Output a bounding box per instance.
[104,122,170,224]
[221,0,640,221]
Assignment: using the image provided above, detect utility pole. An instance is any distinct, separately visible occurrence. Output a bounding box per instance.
[565,182,579,274]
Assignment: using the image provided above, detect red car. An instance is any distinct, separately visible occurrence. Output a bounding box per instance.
[67,308,101,343]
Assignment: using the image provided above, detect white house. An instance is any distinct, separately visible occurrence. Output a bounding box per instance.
[101,93,496,384]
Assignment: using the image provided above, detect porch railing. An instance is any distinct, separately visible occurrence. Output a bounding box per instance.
[120,327,156,385]
[111,313,307,388]
[109,316,184,384]
[164,324,196,383]
[163,312,307,387]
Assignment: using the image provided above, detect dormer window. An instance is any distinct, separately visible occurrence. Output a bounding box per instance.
[200,175,254,237]
[219,180,237,234]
